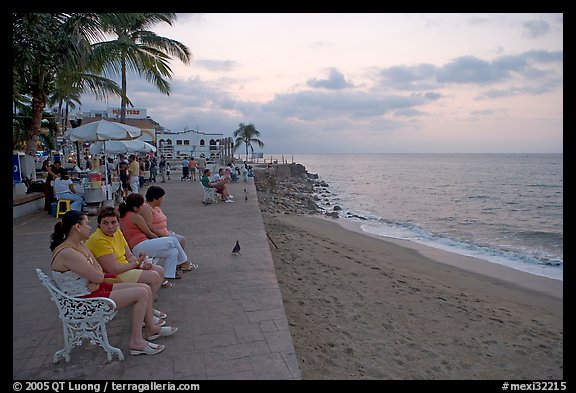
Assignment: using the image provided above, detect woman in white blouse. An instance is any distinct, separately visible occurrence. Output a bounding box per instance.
[53,172,85,211]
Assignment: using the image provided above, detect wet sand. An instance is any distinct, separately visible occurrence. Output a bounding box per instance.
[262,213,563,380]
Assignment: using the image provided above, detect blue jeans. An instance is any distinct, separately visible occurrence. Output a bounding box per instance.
[57,191,84,212]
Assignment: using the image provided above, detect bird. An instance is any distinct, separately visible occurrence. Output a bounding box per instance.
[232,241,241,255]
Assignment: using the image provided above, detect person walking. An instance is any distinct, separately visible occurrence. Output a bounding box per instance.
[149,157,158,183]
[158,156,167,183]
[128,154,140,194]
[197,155,206,177]
[188,157,198,181]
[181,157,189,181]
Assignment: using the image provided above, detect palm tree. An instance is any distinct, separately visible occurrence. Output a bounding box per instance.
[233,123,265,162]
[90,13,192,124]
[13,13,124,156]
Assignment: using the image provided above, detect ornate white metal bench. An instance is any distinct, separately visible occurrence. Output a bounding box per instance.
[35,268,124,363]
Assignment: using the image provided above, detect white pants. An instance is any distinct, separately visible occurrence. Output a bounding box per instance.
[129,175,140,194]
[132,236,187,278]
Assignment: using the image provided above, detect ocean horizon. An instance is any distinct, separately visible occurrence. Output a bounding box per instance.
[278,153,563,281]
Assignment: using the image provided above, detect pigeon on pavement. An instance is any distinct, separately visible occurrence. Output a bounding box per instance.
[232,241,241,255]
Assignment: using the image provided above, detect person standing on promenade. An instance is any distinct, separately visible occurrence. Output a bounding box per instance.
[42,159,60,213]
[158,156,167,183]
[118,157,130,200]
[149,156,158,183]
[181,157,190,181]
[128,154,140,194]
[49,210,176,356]
[197,155,206,177]
[189,157,198,181]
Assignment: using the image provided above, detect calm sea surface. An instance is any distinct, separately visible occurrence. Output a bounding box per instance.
[289,153,563,281]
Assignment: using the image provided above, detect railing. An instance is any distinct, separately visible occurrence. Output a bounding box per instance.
[234,154,295,165]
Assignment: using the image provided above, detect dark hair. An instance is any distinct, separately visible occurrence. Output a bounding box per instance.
[59,170,69,180]
[97,206,119,224]
[49,210,87,251]
[118,193,145,217]
[145,185,165,202]
[203,168,210,175]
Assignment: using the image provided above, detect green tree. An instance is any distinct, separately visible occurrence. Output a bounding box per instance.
[90,13,192,124]
[13,13,124,156]
[13,107,59,152]
[233,123,265,162]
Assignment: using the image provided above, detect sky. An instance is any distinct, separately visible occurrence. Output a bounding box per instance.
[78,13,563,154]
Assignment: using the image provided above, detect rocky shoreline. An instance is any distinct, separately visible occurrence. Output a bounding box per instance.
[253,162,343,218]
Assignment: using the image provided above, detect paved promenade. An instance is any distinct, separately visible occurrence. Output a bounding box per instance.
[13,174,301,380]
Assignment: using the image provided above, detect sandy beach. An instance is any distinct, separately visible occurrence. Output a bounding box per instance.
[262,212,563,380]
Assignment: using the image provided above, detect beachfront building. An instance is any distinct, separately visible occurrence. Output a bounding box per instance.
[155,129,232,162]
[80,108,161,144]
[59,108,234,163]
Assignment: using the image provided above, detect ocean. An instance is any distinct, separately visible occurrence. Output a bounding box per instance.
[288,153,563,281]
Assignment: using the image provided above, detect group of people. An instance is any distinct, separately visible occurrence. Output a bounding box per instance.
[49,184,198,356]
[42,159,85,214]
[117,154,172,199]
[201,167,235,203]
[181,155,206,181]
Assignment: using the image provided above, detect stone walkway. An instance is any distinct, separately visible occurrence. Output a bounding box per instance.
[13,174,301,380]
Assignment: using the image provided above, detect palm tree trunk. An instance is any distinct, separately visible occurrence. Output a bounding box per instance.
[120,57,127,124]
[26,89,46,156]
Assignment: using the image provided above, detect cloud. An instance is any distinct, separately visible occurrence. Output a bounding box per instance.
[193,59,237,72]
[522,20,550,39]
[307,69,354,90]
[376,50,562,88]
[262,90,440,121]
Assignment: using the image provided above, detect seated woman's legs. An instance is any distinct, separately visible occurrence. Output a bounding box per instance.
[65,193,84,211]
[167,232,186,251]
[109,283,164,350]
[138,267,164,297]
[133,237,186,279]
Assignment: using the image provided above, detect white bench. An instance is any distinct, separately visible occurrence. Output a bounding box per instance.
[201,184,219,204]
[35,268,124,363]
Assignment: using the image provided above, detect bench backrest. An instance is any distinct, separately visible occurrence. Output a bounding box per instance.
[35,268,118,323]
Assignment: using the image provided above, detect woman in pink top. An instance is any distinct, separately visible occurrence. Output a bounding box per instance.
[118,193,188,286]
[140,186,198,272]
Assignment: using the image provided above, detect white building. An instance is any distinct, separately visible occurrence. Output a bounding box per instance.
[80,108,232,162]
[156,129,231,162]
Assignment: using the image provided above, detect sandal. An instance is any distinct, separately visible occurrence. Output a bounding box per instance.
[146,326,179,341]
[161,280,175,288]
[179,262,199,271]
[153,309,168,319]
[142,316,166,327]
[129,342,165,356]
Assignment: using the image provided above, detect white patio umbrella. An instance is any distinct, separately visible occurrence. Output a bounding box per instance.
[89,140,157,155]
[65,120,143,200]
[64,119,143,142]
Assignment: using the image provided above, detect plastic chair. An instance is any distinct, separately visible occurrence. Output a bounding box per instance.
[56,199,71,218]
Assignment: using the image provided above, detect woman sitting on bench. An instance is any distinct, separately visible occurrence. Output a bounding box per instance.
[49,210,177,356]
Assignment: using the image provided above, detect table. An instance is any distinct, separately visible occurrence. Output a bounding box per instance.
[74,181,120,205]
